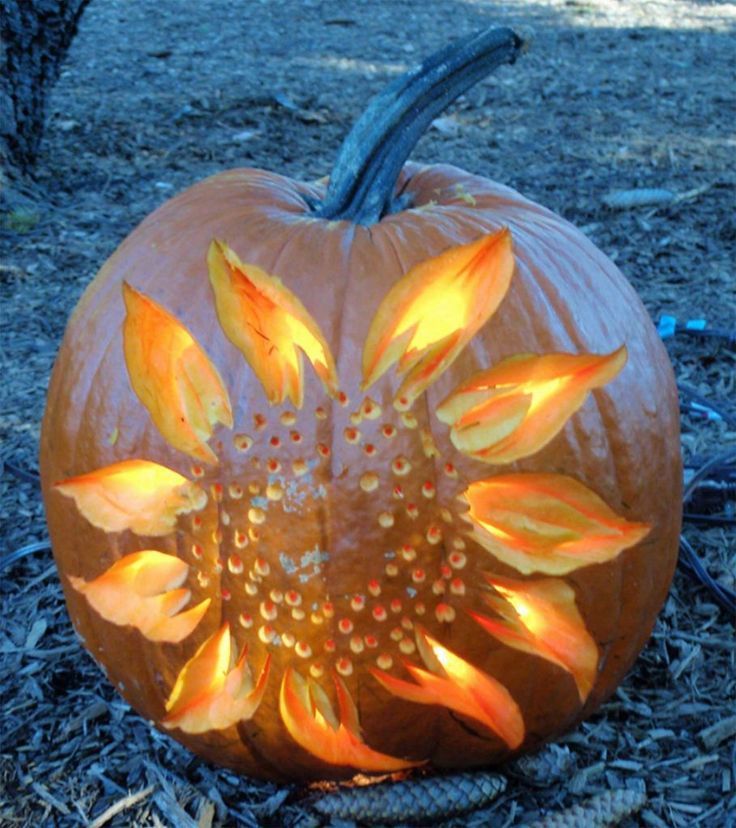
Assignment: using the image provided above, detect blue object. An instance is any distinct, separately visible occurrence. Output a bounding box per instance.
[657,315,677,339]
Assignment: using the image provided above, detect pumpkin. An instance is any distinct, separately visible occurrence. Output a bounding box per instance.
[40,27,681,781]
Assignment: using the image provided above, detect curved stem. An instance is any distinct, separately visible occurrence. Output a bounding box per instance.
[311,27,525,225]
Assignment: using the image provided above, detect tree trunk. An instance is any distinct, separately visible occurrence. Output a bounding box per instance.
[0,0,91,180]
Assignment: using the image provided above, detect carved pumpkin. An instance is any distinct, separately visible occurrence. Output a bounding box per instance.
[40,28,681,781]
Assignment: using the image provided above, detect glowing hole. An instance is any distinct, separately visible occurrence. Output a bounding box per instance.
[360,473,379,493]
[400,545,417,562]
[435,603,456,623]
[249,507,266,525]
[450,578,466,596]
[373,605,387,622]
[266,483,284,501]
[233,434,253,452]
[259,625,276,644]
[427,525,442,545]
[285,590,302,607]
[378,512,395,528]
[392,456,411,476]
[295,641,312,658]
[344,427,361,445]
[317,443,330,458]
[227,554,244,575]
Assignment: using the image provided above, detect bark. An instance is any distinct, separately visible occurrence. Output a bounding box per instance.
[0,0,91,178]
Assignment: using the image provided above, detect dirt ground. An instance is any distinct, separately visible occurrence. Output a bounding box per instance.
[1,0,734,825]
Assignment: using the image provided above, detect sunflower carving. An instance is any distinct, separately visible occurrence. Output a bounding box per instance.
[55,229,650,770]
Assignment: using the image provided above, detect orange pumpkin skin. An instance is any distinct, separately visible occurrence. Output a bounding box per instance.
[40,160,681,781]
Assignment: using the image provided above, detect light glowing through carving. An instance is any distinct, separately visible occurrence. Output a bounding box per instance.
[472,575,599,701]
[68,551,210,642]
[371,627,524,748]
[122,283,233,464]
[279,668,418,770]
[362,229,514,405]
[462,473,650,575]
[55,230,648,754]
[55,459,206,536]
[163,623,270,734]
[207,240,338,408]
[437,347,627,463]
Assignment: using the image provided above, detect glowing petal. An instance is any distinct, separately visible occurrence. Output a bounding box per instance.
[462,473,650,575]
[163,623,270,734]
[123,283,233,464]
[55,459,206,536]
[472,575,599,701]
[68,551,210,642]
[437,347,627,463]
[371,627,524,749]
[207,240,338,408]
[279,668,418,771]
[362,229,514,405]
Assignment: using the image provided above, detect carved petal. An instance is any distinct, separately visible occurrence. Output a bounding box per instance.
[371,627,524,749]
[472,575,599,701]
[437,347,627,463]
[55,459,206,536]
[123,283,232,464]
[68,551,210,642]
[207,240,338,408]
[279,668,418,771]
[462,473,650,575]
[362,229,514,405]
[163,623,270,734]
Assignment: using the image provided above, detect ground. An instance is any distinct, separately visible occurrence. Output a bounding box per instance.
[0,0,734,825]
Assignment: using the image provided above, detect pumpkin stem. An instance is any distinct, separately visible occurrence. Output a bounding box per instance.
[311,27,525,225]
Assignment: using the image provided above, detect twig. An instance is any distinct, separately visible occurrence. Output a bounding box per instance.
[88,785,156,828]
